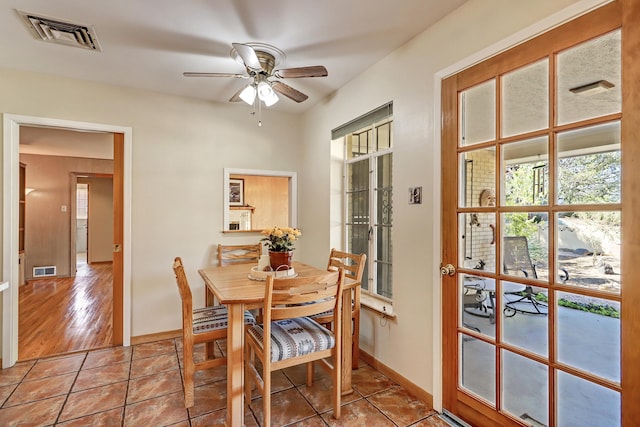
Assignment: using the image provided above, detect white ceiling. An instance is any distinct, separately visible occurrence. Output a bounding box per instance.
[0,0,467,114]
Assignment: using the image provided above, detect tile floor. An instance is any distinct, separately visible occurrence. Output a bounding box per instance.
[0,338,449,426]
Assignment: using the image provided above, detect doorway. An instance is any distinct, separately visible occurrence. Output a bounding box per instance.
[441,2,639,426]
[2,115,132,368]
[76,182,89,267]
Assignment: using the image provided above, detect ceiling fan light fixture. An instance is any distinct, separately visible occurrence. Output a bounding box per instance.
[257,81,279,106]
[263,91,279,107]
[239,85,257,105]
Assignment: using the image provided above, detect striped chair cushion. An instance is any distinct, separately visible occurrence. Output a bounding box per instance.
[192,305,255,334]
[309,309,333,320]
[247,317,335,362]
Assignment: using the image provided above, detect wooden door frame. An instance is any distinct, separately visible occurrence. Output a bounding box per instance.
[438,1,639,425]
[2,115,132,367]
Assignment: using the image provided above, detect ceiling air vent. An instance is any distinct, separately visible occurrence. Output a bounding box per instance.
[17,10,102,51]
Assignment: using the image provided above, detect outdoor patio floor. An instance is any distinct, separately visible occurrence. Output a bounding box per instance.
[462,303,620,427]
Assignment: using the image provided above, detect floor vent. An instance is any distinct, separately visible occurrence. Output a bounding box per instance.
[17,10,102,51]
[33,266,56,277]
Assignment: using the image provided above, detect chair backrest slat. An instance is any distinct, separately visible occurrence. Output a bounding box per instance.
[265,270,344,322]
[327,249,366,281]
[218,244,262,266]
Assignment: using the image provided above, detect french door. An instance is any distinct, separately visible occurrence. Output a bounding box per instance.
[441,2,640,426]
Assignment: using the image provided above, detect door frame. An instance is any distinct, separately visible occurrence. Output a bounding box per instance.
[2,114,132,368]
[430,0,618,415]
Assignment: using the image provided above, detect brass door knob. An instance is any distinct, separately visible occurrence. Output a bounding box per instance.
[440,264,456,276]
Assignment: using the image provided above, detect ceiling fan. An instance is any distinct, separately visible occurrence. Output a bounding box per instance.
[183,42,328,107]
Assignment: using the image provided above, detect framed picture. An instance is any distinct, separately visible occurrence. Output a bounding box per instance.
[229,178,244,206]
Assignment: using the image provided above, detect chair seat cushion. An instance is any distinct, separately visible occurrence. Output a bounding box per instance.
[309,309,333,319]
[248,317,335,362]
[193,305,255,334]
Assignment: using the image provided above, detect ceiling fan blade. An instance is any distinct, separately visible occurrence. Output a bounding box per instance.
[229,85,248,102]
[274,66,328,79]
[272,81,308,103]
[232,43,262,71]
[183,72,247,78]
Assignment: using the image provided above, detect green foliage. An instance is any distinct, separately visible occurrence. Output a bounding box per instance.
[558,152,621,205]
[505,162,547,206]
[534,293,619,318]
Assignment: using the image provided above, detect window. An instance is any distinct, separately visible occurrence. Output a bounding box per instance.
[345,118,393,300]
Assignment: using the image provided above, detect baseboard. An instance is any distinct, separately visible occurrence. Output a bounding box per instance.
[359,349,433,407]
[130,329,181,345]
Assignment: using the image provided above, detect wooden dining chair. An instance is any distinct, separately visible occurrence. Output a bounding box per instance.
[245,270,345,427]
[217,243,261,266]
[205,243,263,306]
[172,257,255,408]
[310,248,366,369]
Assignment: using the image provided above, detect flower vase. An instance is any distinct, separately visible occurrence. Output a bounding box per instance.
[269,250,292,271]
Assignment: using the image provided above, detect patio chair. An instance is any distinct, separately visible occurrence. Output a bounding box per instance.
[502,236,568,315]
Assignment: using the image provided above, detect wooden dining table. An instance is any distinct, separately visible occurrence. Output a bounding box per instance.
[198,261,359,427]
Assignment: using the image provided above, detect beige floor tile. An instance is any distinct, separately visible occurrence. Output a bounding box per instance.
[73,361,130,391]
[351,364,396,397]
[0,361,34,387]
[367,385,436,426]
[130,352,180,378]
[132,339,177,360]
[24,353,85,381]
[322,398,396,426]
[0,395,66,426]
[59,381,128,422]
[4,372,75,407]
[83,346,132,369]
[56,407,124,426]
[126,368,183,404]
[250,387,316,426]
[123,391,188,426]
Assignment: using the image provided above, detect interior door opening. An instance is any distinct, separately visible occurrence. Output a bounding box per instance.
[76,182,88,268]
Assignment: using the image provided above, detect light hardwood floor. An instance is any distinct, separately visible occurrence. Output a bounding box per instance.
[18,259,113,361]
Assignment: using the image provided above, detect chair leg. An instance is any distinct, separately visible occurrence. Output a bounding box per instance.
[306,362,314,387]
[352,315,360,370]
[263,361,271,427]
[244,343,252,405]
[505,287,548,315]
[183,346,195,408]
[333,352,341,419]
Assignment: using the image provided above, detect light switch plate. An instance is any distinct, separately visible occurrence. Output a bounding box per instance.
[409,187,422,204]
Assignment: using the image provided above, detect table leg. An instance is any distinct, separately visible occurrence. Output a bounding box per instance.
[226,303,245,427]
[205,288,216,359]
[341,289,353,395]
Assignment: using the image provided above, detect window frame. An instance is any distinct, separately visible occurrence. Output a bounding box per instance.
[343,117,393,303]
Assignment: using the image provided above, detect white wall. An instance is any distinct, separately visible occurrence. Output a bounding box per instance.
[297,0,596,406]
[0,68,302,337]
